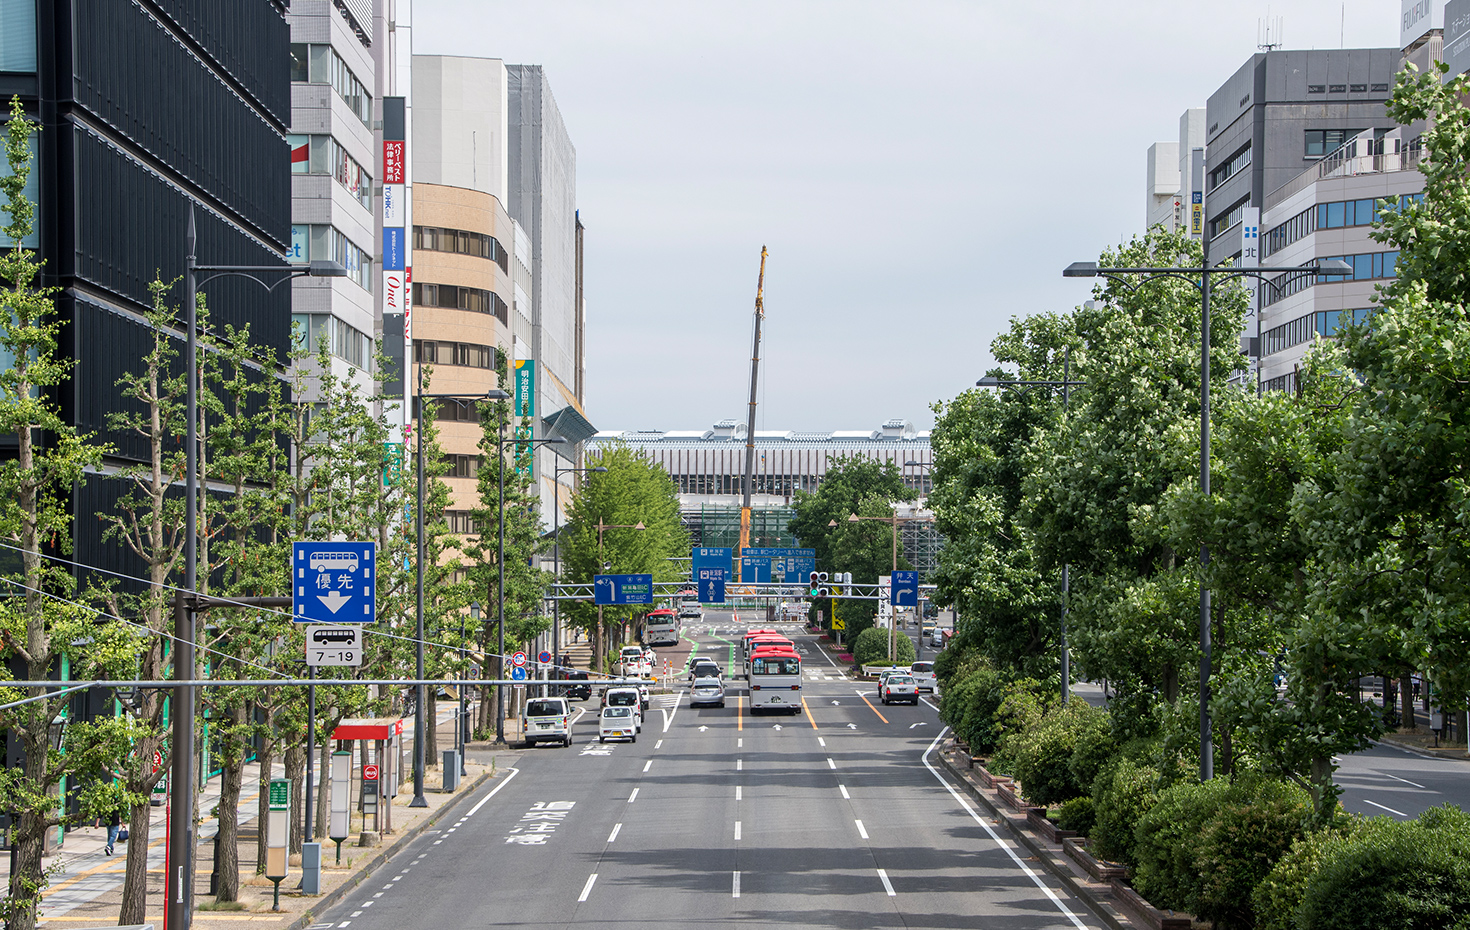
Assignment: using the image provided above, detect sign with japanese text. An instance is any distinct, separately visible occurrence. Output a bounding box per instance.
[382,140,404,184]
[292,542,376,623]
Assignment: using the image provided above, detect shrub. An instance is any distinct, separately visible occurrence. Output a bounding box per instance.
[1089,756,1161,866]
[1252,821,1364,930]
[850,626,915,668]
[1006,699,1114,806]
[1056,796,1096,835]
[1297,805,1470,930]
[1132,777,1236,911]
[988,678,1055,774]
[1193,782,1312,929]
[940,659,1011,754]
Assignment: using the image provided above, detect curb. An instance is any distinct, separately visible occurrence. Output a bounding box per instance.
[283,770,493,930]
[1373,736,1470,763]
[936,749,1131,930]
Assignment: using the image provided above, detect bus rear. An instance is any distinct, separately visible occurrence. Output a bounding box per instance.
[743,634,792,679]
[644,608,680,646]
[748,646,801,714]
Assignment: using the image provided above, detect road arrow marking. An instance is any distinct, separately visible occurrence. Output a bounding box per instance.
[772,724,782,730]
[317,590,352,613]
[847,723,858,729]
[909,722,927,729]
[831,701,841,705]
[698,726,708,732]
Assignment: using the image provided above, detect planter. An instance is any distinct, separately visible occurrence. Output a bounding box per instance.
[996,781,1030,812]
[1109,878,1193,930]
[1027,808,1078,844]
[973,763,1008,789]
[1062,837,1127,882]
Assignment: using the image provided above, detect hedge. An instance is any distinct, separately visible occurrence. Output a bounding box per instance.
[851,626,915,668]
[1004,699,1114,806]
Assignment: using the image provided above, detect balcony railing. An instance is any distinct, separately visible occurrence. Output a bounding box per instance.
[1266,134,1424,211]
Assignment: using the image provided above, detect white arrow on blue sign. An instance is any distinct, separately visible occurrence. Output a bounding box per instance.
[891,570,919,608]
[293,542,376,624]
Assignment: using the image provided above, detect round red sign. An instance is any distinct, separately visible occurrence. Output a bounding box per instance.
[363,763,379,781]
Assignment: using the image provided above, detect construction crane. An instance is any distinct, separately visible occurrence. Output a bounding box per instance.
[738,246,768,579]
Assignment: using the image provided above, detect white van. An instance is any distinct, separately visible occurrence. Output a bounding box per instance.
[599,705,637,743]
[522,696,573,747]
[602,686,643,732]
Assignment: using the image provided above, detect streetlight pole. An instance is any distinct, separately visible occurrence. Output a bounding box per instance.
[409,390,509,807]
[975,347,1082,702]
[1061,256,1351,780]
[552,462,607,682]
[903,460,934,663]
[178,207,345,930]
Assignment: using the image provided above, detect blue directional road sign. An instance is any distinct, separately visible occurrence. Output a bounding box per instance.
[293,542,376,623]
[697,568,727,604]
[739,557,772,584]
[593,573,654,606]
[891,570,920,607]
[691,547,732,576]
[511,667,527,681]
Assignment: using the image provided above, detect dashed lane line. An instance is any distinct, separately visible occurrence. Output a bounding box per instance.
[577,873,598,902]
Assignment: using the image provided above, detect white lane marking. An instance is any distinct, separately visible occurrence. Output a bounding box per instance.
[737,738,743,748]
[877,868,896,896]
[577,873,598,902]
[572,707,588,726]
[401,868,411,873]
[735,786,742,801]
[372,893,383,898]
[466,766,522,817]
[817,737,826,747]
[662,697,682,733]
[608,823,622,843]
[922,728,1090,930]
[445,828,455,833]
[813,636,840,668]
[921,697,941,712]
[360,901,372,908]
[734,821,742,840]
[827,758,837,770]
[628,787,640,803]
[855,819,869,839]
[643,760,652,773]
[737,759,743,771]
[338,923,350,928]
[433,840,442,844]
[732,871,742,898]
[655,739,663,749]
[1381,772,1428,790]
[390,875,402,881]
[351,912,362,918]
[1362,798,1408,816]
[382,885,394,890]
[839,784,850,799]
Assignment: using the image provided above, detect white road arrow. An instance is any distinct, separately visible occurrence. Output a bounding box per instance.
[698,726,708,732]
[847,723,858,729]
[772,725,782,730]
[909,723,927,729]
[831,701,841,706]
[317,590,352,613]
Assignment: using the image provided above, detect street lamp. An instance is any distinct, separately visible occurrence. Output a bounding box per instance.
[1062,254,1352,780]
[181,207,345,930]
[552,462,607,682]
[848,510,926,663]
[409,390,510,808]
[974,348,1083,702]
[493,428,566,746]
[594,520,646,669]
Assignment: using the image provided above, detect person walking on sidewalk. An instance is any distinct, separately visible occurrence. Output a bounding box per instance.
[104,804,122,856]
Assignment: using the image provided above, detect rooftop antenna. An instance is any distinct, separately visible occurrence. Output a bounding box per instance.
[1258,13,1284,51]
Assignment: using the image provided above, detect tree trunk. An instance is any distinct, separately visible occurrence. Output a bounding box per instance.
[5,726,50,930]
[1400,675,1417,730]
[214,742,243,902]
[314,740,330,840]
[117,797,153,926]
[256,735,275,872]
[426,691,439,763]
[1162,664,1179,703]
[285,741,304,853]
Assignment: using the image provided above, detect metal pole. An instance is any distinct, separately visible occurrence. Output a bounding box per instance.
[305,665,315,840]
[169,211,199,930]
[410,370,427,807]
[496,422,506,745]
[890,518,898,664]
[553,463,561,685]
[1062,346,1071,704]
[1200,239,1214,782]
[458,614,467,775]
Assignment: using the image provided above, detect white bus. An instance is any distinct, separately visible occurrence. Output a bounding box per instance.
[644,608,680,647]
[748,645,801,715]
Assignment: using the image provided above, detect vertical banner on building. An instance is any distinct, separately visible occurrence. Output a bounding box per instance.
[513,359,536,476]
[381,98,408,421]
[1239,207,1259,268]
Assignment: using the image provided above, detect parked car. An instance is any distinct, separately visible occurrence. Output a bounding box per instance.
[909,662,936,692]
[599,705,637,743]
[690,676,726,708]
[880,674,920,705]
[558,671,592,701]
[522,696,573,747]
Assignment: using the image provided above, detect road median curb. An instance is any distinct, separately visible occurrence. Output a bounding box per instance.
[283,770,492,930]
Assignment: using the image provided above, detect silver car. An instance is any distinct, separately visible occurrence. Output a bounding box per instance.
[690,676,726,708]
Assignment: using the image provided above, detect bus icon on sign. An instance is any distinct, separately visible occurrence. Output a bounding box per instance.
[312,627,357,645]
[309,551,359,573]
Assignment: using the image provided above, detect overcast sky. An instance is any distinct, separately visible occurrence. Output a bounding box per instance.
[414,1,1401,433]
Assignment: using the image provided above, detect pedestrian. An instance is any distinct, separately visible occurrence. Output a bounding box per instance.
[105,804,122,856]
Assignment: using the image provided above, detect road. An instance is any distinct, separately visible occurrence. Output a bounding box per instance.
[310,610,1106,929]
[1335,740,1470,820]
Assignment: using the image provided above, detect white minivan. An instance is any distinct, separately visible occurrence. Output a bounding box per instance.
[522,696,573,747]
[602,686,643,732]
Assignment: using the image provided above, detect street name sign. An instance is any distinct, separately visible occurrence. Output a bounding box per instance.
[691,547,732,576]
[891,570,920,607]
[293,542,376,623]
[593,573,653,605]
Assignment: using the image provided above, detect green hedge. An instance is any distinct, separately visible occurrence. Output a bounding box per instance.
[1056,796,1096,835]
[1004,699,1114,806]
[1252,821,1364,930]
[938,655,1011,753]
[1090,755,1161,866]
[851,626,915,668]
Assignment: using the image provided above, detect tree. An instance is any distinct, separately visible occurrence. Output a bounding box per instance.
[0,95,128,930]
[788,456,915,571]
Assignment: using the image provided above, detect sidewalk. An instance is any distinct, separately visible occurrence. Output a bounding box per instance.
[14,703,489,929]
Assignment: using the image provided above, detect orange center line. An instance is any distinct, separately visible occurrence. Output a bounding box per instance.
[801,697,818,729]
[857,692,889,724]
[737,694,743,731]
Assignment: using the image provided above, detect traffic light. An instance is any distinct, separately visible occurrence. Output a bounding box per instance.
[808,571,829,597]
[840,571,852,596]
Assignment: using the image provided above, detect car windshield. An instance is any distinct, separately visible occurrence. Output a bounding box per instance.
[889,676,915,685]
[621,648,643,658]
[607,692,637,706]
[526,701,563,717]
[603,706,631,718]
[694,678,721,687]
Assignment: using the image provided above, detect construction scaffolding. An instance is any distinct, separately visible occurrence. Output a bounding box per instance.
[901,519,944,584]
[684,504,798,550]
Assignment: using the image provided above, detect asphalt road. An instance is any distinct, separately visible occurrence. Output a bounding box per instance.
[1335,740,1470,820]
[312,611,1107,929]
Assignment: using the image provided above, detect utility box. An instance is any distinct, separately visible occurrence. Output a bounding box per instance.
[442,750,460,791]
[301,842,321,895]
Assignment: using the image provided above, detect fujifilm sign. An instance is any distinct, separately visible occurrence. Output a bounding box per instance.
[1403,0,1443,49]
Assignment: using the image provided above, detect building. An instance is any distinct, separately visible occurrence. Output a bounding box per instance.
[589,419,942,579]
[1144,108,1205,232]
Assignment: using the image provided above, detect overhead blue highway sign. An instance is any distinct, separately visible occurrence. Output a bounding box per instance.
[593,574,653,605]
[891,570,920,608]
[697,568,726,604]
[293,542,376,623]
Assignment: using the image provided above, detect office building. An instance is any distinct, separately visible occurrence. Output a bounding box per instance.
[1145,108,1205,232]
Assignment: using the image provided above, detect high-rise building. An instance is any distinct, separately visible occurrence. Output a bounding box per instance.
[1144,108,1205,233]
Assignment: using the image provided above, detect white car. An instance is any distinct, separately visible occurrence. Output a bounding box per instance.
[599,705,637,742]
[909,661,936,692]
[522,697,573,747]
[602,686,643,732]
[880,674,920,705]
[690,676,726,708]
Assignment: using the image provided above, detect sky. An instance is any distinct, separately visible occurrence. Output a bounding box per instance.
[414,0,1402,433]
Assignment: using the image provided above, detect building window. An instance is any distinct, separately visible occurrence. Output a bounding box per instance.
[412,225,510,274]
[0,127,38,248]
[1259,252,1398,306]
[1349,83,1367,93]
[290,43,372,127]
[1262,307,1373,356]
[1305,128,1360,157]
[411,282,509,325]
[0,0,37,72]
[1261,371,1297,394]
[286,134,372,210]
[1328,84,1347,93]
[1307,84,1326,94]
[413,340,494,370]
[299,225,372,292]
[1208,144,1251,191]
[1370,83,1389,92]
[1208,196,1251,240]
[292,314,370,369]
[442,454,481,478]
[444,511,480,534]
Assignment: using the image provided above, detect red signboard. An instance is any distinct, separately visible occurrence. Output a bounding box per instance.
[363,763,379,782]
[382,141,404,184]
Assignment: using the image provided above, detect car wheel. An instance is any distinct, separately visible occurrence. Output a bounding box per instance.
[565,735,573,747]
[631,734,637,743]
[718,701,725,708]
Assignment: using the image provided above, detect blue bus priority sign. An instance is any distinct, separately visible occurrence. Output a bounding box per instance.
[293,542,376,623]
